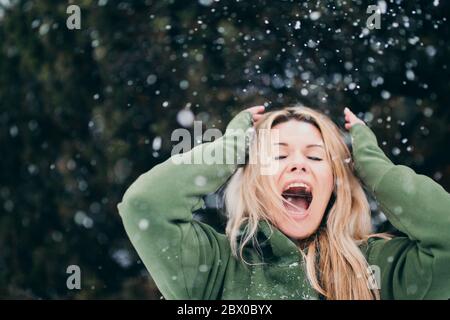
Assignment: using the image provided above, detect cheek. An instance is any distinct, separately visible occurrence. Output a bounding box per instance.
[315,164,334,194]
[274,165,287,187]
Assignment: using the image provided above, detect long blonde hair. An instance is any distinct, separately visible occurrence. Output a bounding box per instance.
[224,105,390,300]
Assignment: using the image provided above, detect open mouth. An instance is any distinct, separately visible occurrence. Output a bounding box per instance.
[281,183,313,216]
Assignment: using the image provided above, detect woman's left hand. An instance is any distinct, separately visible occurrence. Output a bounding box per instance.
[344,107,366,130]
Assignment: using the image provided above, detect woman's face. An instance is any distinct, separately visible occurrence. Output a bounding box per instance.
[268,120,334,240]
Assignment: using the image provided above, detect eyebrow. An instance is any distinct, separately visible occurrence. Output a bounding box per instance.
[274,142,324,149]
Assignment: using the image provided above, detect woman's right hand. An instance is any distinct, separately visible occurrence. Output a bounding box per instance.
[244,105,266,126]
[225,105,265,133]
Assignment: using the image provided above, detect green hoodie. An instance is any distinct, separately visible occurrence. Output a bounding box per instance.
[117,110,450,300]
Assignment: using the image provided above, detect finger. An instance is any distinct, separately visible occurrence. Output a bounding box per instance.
[344,107,357,120]
[247,105,263,111]
[246,105,265,115]
[253,114,264,121]
[347,113,357,123]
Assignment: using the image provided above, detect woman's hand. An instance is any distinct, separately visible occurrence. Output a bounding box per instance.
[344,107,365,130]
[244,105,265,126]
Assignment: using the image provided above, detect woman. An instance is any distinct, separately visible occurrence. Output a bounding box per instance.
[117,105,450,300]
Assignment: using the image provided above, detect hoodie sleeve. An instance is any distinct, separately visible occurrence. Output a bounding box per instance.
[350,124,450,300]
[117,110,253,300]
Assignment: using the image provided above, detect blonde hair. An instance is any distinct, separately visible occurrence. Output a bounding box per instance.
[224,105,390,300]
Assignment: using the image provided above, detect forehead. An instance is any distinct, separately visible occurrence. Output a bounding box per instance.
[271,120,324,145]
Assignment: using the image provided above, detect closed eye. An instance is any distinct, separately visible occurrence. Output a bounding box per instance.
[275,156,322,161]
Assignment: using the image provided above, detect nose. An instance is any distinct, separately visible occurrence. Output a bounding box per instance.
[287,154,309,174]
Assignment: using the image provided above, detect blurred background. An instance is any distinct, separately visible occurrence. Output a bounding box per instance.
[0,0,448,299]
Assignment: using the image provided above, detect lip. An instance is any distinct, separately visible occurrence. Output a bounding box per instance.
[282,179,313,193]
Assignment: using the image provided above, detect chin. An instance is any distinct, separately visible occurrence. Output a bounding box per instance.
[284,225,317,240]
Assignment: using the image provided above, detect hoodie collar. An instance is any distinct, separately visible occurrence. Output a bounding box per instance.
[242,220,303,259]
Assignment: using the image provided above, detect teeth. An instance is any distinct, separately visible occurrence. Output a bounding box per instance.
[284,182,310,192]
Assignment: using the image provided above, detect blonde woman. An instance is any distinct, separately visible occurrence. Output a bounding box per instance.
[117,105,450,300]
